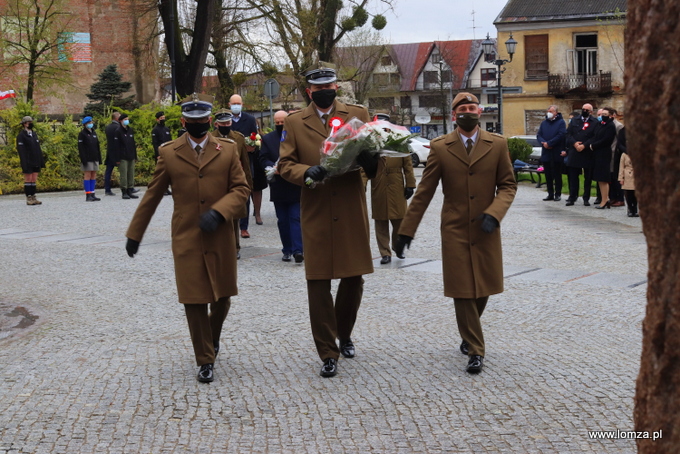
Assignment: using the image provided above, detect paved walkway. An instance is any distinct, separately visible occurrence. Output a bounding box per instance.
[0,173,646,453]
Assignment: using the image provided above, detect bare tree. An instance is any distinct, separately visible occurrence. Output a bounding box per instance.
[628,0,680,452]
[334,28,386,104]
[0,0,74,101]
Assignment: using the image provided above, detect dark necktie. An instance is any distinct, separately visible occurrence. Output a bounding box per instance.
[195,144,202,155]
[466,138,473,155]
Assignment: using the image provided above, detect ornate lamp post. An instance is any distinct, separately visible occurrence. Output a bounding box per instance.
[481,33,518,134]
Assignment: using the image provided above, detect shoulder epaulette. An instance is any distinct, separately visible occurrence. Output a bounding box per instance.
[288,110,302,117]
[233,131,244,137]
[489,132,505,139]
[431,136,446,144]
[217,137,235,144]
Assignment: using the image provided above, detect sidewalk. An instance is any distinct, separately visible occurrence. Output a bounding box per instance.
[0,176,645,453]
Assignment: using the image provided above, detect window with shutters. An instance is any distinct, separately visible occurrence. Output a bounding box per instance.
[481,68,496,87]
[525,34,549,80]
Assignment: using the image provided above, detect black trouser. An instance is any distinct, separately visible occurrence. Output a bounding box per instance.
[567,166,593,202]
[625,190,638,214]
[542,160,562,197]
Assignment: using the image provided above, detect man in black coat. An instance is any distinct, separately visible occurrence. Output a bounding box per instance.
[115,113,138,199]
[536,105,567,201]
[152,111,173,196]
[564,103,597,206]
[16,116,45,205]
[104,112,121,196]
[78,116,102,202]
[259,110,303,263]
[230,94,265,237]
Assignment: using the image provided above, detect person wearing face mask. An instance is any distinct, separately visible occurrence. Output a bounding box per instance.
[564,103,597,206]
[583,107,617,209]
[229,93,266,236]
[152,111,173,196]
[125,93,250,383]
[16,116,46,205]
[114,113,138,199]
[536,105,567,201]
[259,110,304,263]
[394,92,517,374]
[212,109,253,259]
[78,116,102,201]
[278,62,376,378]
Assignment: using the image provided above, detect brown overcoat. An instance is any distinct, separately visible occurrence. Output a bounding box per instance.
[399,129,517,299]
[212,129,253,218]
[278,100,374,280]
[369,155,416,220]
[618,153,635,190]
[126,134,250,304]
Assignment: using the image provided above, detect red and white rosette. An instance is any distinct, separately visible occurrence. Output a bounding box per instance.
[328,117,344,134]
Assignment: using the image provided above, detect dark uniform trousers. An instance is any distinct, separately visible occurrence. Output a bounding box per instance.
[307,276,363,360]
[454,296,489,357]
[184,297,231,366]
[375,219,402,257]
[567,167,593,202]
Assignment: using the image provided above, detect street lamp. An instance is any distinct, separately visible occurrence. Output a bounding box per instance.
[481,33,517,135]
[436,59,453,134]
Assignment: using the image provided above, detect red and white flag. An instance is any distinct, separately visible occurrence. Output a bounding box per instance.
[0,90,17,100]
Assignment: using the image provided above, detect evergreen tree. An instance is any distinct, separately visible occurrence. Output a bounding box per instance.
[84,64,138,115]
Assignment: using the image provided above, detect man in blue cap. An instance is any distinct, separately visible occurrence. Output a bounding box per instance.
[125,93,250,383]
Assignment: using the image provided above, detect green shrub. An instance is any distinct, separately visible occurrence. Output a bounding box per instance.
[0,102,184,194]
[507,137,533,163]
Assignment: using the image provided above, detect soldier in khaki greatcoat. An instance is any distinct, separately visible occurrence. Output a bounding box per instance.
[396,92,517,374]
[125,94,250,383]
[278,63,379,378]
[212,109,253,260]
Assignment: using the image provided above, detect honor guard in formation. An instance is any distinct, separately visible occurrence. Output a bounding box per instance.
[16,116,46,205]
[212,108,254,260]
[278,62,379,378]
[396,92,517,374]
[125,93,250,383]
[77,116,102,201]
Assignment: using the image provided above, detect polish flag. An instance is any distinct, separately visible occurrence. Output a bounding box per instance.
[0,90,17,100]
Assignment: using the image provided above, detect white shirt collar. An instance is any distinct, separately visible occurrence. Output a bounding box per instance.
[187,135,208,151]
[457,128,479,146]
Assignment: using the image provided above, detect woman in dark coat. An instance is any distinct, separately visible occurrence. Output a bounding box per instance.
[78,116,102,201]
[585,107,617,209]
[16,116,45,205]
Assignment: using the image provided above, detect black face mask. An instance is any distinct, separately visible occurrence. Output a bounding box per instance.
[184,121,211,138]
[27,123,34,129]
[159,120,165,127]
[276,124,284,134]
[601,115,610,122]
[311,89,336,109]
[455,113,480,132]
[582,109,591,118]
[218,126,231,136]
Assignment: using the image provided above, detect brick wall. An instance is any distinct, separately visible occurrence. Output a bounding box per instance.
[0,0,158,115]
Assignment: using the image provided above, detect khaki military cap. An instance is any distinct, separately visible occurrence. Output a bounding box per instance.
[451,92,480,110]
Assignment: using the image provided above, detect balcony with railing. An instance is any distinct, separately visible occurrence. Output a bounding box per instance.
[548,71,612,97]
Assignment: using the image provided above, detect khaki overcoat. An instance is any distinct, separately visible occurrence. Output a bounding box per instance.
[127,134,250,304]
[369,155,416,220]
[279,100,374,280]
[399,129,517,299]
[212,129,253,218]
[618,153,635,190]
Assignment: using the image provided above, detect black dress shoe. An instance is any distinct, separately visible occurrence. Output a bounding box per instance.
[554,195,561,201]
[164,190,172,196]
[197,363,214,383]
[105,191,115,196]
[130,188,140,193]
[460,340,469,355]
[542,195,554,201]
[320,358,337,377]
[294,252,304,263]
[380,255,391,264]
[339,339,355,358]
[466,355,484,374]
[393,248,405,259]
[237,251,241,260]
[583,200,591,206]
[282,253,292,262]
[594,198,601,205]
[214,341,220,356]
[565,201,574,206]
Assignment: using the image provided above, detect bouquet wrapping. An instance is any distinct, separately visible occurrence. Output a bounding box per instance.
[305,117,416,187]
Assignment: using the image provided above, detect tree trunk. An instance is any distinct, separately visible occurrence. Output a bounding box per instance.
[26,61,36,101]
[317,0,339,62]
[629,1,680,452]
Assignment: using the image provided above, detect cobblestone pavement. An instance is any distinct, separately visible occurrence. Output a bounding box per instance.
[0,173,646,453]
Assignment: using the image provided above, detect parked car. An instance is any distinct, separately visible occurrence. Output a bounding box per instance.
[510,135,542,161]
[408,136,431,167]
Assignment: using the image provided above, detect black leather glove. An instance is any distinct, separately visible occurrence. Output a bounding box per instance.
[404,187,415,200]
[393,234,413,258]
[479,214,499,234]
[126,238,140,258]
[356,150,379,177]
[199,209,225,233]
[304,165,328,182]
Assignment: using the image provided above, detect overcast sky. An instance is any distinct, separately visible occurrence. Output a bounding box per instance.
[378,0,510,43]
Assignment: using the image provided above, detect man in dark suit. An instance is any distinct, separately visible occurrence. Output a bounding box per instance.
[229,94,263,238]
[564,103,597,206]
[537,105,567,201]
[152,111,173,196]
[104,112,121,196]
[259,110,303,263]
